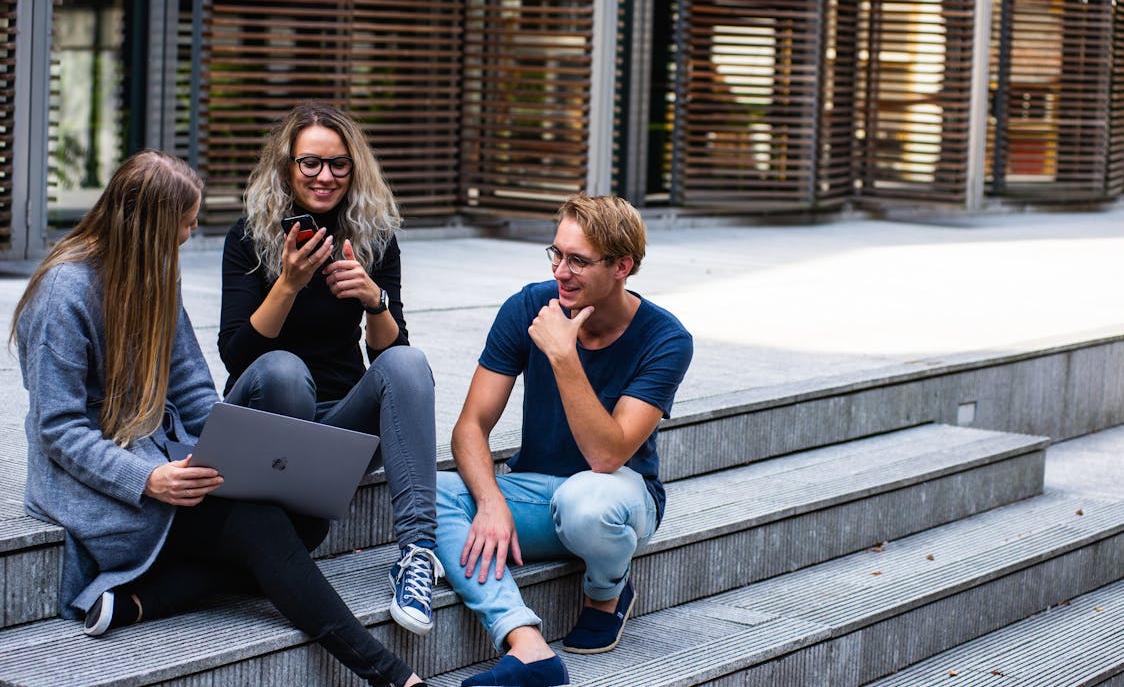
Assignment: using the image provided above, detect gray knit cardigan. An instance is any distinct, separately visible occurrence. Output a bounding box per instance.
[16,261,218,618]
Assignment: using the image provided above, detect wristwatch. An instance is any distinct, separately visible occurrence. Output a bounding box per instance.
[363,287,389,315]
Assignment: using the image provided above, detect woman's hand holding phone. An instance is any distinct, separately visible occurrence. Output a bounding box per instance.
[279,223,334,292]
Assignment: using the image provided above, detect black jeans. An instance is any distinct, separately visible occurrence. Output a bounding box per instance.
[125,497,413,687]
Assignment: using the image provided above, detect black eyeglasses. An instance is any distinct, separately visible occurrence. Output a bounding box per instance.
[545,246,611,275]
[292,155,354,178]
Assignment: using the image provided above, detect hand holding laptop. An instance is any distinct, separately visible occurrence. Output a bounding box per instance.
[185,403,379,520]
[144,455,224,507]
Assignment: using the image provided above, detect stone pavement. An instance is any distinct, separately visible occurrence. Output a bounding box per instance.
[3,207,1124,444]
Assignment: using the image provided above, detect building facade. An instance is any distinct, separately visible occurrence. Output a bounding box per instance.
[2,0,1124,259]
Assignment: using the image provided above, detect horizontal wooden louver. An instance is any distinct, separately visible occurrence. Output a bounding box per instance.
[988,0,1114,200]
[678,1,823,211]
[175,0,200,168]
[459,0,593,217]
[1109,1,1124,196]
[197,0,464,228]
[856,0,975,204]
[0,2,15,248]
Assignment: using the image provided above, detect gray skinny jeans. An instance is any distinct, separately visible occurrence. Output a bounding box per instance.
[224,346,437,548]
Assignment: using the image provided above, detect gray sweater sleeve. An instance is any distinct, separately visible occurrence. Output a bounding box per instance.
[166,303,219,438]
[22,271,156,506]
[29,344,155,506]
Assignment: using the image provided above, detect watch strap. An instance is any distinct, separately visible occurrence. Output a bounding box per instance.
[364,287,389,315]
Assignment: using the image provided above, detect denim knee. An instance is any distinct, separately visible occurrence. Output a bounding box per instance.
[553,491,615,540]
[370,346,433,390]
[551,470,649,556]
[237,350,316,419]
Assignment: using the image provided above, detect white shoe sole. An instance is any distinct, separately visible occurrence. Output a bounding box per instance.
[84,591,114,637]
[388,571,434,636]
[561,591,636,655]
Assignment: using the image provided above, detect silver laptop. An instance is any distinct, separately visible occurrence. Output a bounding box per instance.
[177,402,379,520]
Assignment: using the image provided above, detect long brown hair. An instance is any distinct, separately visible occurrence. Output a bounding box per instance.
[11,150,203,446]
[243,102,400,281]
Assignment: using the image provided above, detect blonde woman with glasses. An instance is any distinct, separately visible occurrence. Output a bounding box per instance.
[13,150,428,687]
[218,103,442,637]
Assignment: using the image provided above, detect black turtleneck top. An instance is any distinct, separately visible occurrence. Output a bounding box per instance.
[217,205,409,402]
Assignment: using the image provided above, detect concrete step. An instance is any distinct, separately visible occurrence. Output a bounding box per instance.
[431,493,1124,687]
[4,325,1123,630]
[867,578,1124,686]
[0,424,1045,684]
[0,405,1046,630]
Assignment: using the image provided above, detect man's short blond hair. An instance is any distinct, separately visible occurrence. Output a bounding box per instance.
[556,194,646,276]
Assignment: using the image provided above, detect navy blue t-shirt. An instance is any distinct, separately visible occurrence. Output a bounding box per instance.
[479,281,693,524]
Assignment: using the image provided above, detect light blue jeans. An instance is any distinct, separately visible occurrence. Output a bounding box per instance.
[434,467,658,651]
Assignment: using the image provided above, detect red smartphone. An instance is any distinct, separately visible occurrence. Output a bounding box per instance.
[280,213,332,263]
[281,214,318,247]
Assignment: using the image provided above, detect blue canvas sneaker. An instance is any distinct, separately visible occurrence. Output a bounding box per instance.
[461,655,570,687]
[560,579,636,654]
[388,543,444,635]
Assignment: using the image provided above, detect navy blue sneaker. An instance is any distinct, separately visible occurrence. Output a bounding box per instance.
[561,579,635,654]
[461,655,569,687]
[388,544,445,636]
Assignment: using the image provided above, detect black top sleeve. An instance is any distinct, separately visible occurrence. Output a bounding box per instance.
[366,235,410,362]
[218,220,277,382]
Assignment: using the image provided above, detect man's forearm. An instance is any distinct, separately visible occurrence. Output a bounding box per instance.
[550,353,630,472]
[451,422,506,506]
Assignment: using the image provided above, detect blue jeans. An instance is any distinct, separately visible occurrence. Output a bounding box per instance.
[434,467,657,650]
[225,347,437,548]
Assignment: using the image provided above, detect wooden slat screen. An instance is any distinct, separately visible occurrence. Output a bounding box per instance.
[0,2,15,249]
[855,0,975,203]
[174,0,198,168]
[1109,1,1124,196]
[195,0,464,227]
[677,1,823,211]
[459,0,594,217]
[988,0,1114,200]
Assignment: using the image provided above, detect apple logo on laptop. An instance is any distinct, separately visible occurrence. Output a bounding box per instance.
[272,457,288,471]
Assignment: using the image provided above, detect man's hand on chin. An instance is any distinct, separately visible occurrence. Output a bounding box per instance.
[529,299,594,363]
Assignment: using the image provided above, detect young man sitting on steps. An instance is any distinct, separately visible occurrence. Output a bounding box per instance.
[434,194,693,687]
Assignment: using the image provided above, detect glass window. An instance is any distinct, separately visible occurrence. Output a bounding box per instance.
[48,1,133,228]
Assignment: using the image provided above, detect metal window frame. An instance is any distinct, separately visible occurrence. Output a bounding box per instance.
[587,0,620,196]
[966,0,994,211]
[617,0,654,205]
[7,0,52,261]
[146,0,180,151]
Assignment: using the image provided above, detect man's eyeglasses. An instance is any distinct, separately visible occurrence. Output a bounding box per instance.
[292,155,354,178]
[545,246,611,275]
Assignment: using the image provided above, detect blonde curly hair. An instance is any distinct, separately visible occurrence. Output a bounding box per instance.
[242,103,400,280]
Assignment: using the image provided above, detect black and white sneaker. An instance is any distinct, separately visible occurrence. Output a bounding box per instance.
[83,590,116,636]
[84,589,139,637]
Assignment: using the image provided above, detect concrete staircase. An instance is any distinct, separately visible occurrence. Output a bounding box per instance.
[868,577,1124,686]
[0,335,1122,685]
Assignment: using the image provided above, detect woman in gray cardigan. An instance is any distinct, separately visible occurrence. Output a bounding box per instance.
[12,151,427,687]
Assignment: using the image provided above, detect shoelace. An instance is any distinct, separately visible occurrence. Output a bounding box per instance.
[396,545,446,610]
